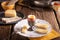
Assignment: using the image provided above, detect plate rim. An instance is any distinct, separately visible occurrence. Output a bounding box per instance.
[14,19,52,38]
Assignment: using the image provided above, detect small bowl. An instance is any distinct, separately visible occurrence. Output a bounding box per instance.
[1,1,15,10]
[51,1,60,5]
[51,1,60,11]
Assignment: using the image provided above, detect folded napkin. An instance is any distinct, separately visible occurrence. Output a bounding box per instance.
[29,29,60,40]
[2,17,22,23]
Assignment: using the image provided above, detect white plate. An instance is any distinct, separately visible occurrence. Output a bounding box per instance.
[14,19,52,38]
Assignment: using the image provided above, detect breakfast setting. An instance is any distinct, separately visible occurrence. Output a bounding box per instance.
[0,0,60,40]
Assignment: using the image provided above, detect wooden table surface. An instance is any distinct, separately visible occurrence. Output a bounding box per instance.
[0,2,60,40]
[15,4,60,32]
[11,4,60,40]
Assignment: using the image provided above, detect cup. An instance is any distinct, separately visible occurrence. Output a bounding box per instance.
[51,1,60,11]
[27,15,36,31]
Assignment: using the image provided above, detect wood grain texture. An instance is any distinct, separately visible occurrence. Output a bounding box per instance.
[0,25,11,40]
[41,9,60,32]
[10,33,29,40]
[10,5,60,40]
[0,2,60,40]
[21,7,60,32]
[56,11,60,28]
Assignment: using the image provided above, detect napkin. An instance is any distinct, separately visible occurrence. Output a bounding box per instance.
[29,29,60,40]
[2,17,22,23]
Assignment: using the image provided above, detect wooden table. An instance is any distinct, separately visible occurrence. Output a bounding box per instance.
[11,4,60,40]
[15,4,60,32]
[0,3,60,40]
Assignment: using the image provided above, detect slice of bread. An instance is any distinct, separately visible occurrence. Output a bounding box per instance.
[35,28,48,34]
[5,10,17,17]
[35,23,48,29]
[21,25,28,33]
